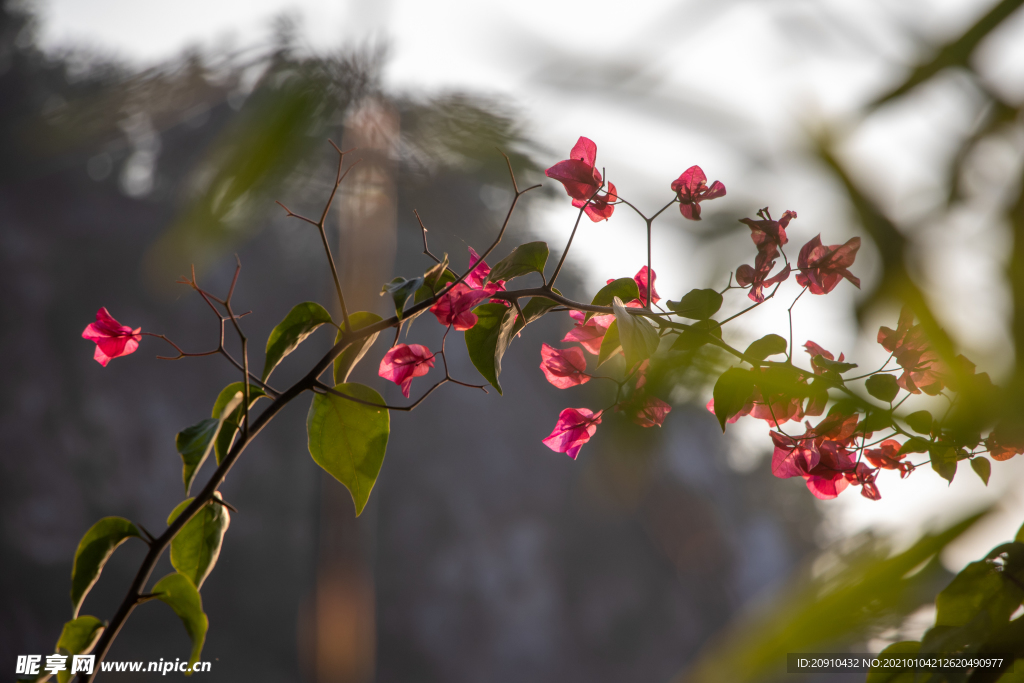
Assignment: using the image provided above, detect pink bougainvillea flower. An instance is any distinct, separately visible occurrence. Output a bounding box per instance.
[429,283,493,331]
[82,307,142,366]
[605,266,661,307]
[795,235,861,295]
[429,249,507,330]
[770,412,861,499]
[630,395,672,428]
[379,343,435,398]
[546,137,617,222]
[865,439,912,477]
[736,248,791,303]
[631,359,650,390]
[740,209,796,254]
[574,182,617,222]
[985,424,1024,461]
[671,166,726,220]
[844,463,881,500]
[877,307,945,395]
[562,309,614,355]
[540,343,590,389]
[542,407,602,459]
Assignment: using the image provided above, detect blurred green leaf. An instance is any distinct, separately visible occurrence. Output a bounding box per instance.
[745,334,787,361]
[906,411,934,435]
[71,517,141,618]
[667,289,723,320]
[713,367,755,431]
[867,375,901,403]
[929,445,958,483]
[674,512,985,683]
[970,456,992,485]
[866,642,929,683]
[167,494,231,590]
[306,385,390,516]
[671,320,723,352]
[153,572,209,672]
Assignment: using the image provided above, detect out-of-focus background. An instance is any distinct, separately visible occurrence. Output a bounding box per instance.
[3,0,1024,681]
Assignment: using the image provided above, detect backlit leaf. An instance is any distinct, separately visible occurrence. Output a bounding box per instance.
[70,517,141,618]
[671,319,722,352]
[167,494,231,590]
[667,288,723,320]
[970,457,991,486]
[262,302,333,381]
[333,312,384,384]
[713,368,756,431]
[55,615,104,683]
[866,374,900,403]
[586,278,640,321]
[153,572,209,672]
[612,296,659,368]
[464,303,515,394]
[306,385,390,516]
[211,383,267,465]
[487,241,548,283]
[745,334,787,361]
[177,391,243,495]
[381,277,424,319]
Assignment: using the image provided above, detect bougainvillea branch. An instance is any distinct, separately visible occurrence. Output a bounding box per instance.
[62,135,1021,681]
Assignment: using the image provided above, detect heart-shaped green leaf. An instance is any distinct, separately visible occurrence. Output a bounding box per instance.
[307,384,390,516]
[71,517,141,618]
[586,278,640,321]
[745,334,787,361]
[970,456,991,486]
[667,288,723,320]
[865,374,900,402]
[487,241,549,283]
[598,320,622,367]
[262,302,333,381]
[167,493,231,590]
[153,572,209,672]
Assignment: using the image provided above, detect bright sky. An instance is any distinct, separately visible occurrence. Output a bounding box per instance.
[34,0,1024,567]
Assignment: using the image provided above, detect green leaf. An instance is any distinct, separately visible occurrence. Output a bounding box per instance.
[898,437,932,455]
[598,320,622,366]
[211,383,267,466]
[333,312,384,384]
[612,296,660,368]
[306,385,390,516]
[745,334,787,361]
[152,572,209,672]
[177,391,244,495]
[487,241,548,283]
[970,456,991,486]
[520,290,561,324]
[262,302,333,381]
[858,410,893,434]
[415,256,456,305]
[670,319,722,352]
[464,303,516,394]
[713,368,756,431]
[167,494,231,590]
[586,278,640,321]
[810,355,858,375]
[667,288,723,320]
[929,444,958,483]
[381,277,424,319]
[905,410,933,434]
[55,616,104,683]
[70,517,141,618]
[866,374,901,402]
[935,560,1023,628]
